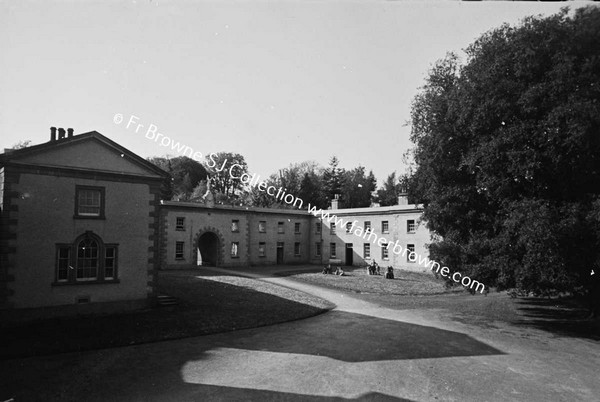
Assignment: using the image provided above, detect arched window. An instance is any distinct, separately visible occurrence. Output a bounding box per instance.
[55,232,119,284]
[77,238,98,281]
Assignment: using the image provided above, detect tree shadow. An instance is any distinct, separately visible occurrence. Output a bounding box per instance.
[514,297,600,341]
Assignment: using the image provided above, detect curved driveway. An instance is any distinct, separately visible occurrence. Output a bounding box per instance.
[1,266,598,401]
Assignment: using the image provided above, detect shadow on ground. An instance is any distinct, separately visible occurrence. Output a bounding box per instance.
[514,297,600,341]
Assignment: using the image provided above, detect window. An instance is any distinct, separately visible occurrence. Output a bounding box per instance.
[330,243,337,258]
[259,242,266,257]
[364,221,371,231]
[315,242,322,257]
[407,244,416,262]
[175,241,185,260]
[176,217,185,231]
[77,238,99,280]
[56,247,70,282]
[75,186,105,218]
[104,247,116,279]
[381,243,389,260]
[259,221,266,233]
[54,232,118,284]
[231,242,239,258]
[346,222,353,233]
[294,222,301,233]
[330,223,336,235]
[407,219,416,233]
[278,222,284,234]
[382,221,389,233]
[316,222,322,234]
[231,220,239,232]
[364,243,371,259]
[294,242,301,256]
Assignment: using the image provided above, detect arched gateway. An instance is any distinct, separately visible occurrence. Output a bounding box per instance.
[194,228,225,267]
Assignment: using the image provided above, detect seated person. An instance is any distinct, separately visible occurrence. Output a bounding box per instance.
[322,264,332,274]
[335,266,345,276]
[385,266,394,279]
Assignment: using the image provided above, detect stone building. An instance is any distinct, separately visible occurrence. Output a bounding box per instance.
[0,129,430,317]
[159,196,428,272]
[0,128,168,318]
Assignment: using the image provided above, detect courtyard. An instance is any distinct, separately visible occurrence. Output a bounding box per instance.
[1,266,598,401]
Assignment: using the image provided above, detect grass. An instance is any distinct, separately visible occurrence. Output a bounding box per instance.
[287,267,464,295]
[0,270,333,360]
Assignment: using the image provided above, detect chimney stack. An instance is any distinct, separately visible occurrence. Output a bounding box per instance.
[67,128,74,138]
[58,128,66,139]
[50,127,57,141]
[331,194,340,210]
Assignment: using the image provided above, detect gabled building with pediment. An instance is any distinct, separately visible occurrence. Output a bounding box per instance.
[0,128,168,318]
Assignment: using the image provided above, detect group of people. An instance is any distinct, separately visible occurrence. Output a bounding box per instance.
[321,261,394,279]
[322,264,345,276]
[367,260,395,279]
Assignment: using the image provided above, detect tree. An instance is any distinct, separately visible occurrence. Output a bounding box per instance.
[205,152,248,199]
[11,140,31,149]
[322,156,344,205]
[147,156,208,200]
[407,7,600,310]
[378,172,401,206]
[340,166,377,208]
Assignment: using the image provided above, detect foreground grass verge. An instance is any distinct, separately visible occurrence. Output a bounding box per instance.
[0,270,334,360]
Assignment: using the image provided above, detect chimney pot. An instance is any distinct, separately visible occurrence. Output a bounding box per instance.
[50,127,57,141]
[58,128,66,139]
[67,128,74,138]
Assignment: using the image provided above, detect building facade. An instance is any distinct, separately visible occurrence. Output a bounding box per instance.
[0,129,431,317]
[159,199,429,272]
[0,129,167,318]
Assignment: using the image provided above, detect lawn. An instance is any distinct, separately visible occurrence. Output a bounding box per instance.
[0,270,334,360]
[286,267,464,295]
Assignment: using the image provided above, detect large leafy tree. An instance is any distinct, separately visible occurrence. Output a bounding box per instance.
[205,152,248,201]
[408,7,600,312]
[340,166,377,208]
[148,156,208,200]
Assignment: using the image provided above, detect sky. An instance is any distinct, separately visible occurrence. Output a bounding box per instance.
[1,0,596,186]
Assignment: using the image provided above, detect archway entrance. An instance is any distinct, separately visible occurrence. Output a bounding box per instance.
[197,232,220,267]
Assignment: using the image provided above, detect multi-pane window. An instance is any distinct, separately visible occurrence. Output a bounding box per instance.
[75,186,104,217]
[76,238,99,281]
[364,243,371,259]
[407,244,416,262]
[259,242,266,257]
[407,219,416,233]
[330,223,336,235]
[57,247,70,282]
[330,243,337,258]
[346,222,353,233]
[382,221,389,233]
[316,222,322,234]
[294,242,301,256]
[232,220,239,232]
[295,222,301,233]
[104,247,116,279]
[55,233,118,283]
[381,243,389,260]
[278,222,285,233]
[259,221,266,233]
[364,221,371,231]
[175,241,185,260]
[176,217,185,231]
[231,242,239,258]
[315,242,322,257]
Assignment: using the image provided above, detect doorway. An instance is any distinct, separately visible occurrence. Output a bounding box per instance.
[345,243,353,266]
[197,232,219,266]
